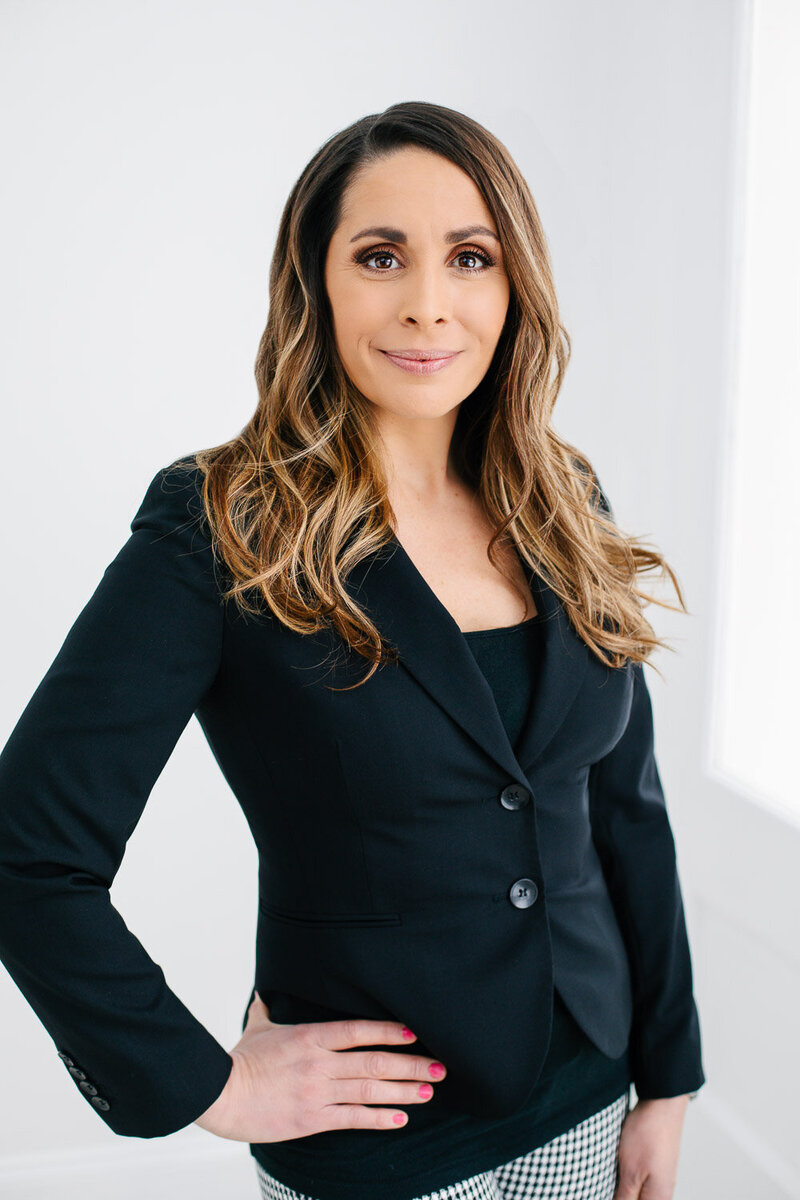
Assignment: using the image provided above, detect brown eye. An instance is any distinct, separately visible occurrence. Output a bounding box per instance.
[454,248,495,271]
[352,243,497,274]
[361,251,398,271]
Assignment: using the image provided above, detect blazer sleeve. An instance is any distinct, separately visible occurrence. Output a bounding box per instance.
[0,462,235,1138]
[587,473,706,1101]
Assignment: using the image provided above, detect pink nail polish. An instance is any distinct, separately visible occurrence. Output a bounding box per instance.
[393,1112,407,1124]
[401,1027,416,1039]
[419,1083,433,1098]
[429,1062,445,1078]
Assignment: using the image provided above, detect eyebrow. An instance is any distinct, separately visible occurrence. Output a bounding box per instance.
[348,224,500,244]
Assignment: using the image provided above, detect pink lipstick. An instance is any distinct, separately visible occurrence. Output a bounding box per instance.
[379,350,460,376]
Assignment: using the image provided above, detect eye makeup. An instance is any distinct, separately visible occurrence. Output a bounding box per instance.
[352,244,497,274]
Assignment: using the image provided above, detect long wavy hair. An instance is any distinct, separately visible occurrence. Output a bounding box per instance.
[174,100,687,688]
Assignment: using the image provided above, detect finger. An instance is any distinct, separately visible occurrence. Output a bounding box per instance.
[314,1018,418,1052]
[329,1075,437,1108]
[613,1170,646,1200]
[319,1102,410,1131]
[328,1047,447,1083]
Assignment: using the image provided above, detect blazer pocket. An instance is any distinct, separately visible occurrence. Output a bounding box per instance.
[258,899,402,928]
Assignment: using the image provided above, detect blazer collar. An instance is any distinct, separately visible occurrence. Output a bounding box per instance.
[344,533,588,785]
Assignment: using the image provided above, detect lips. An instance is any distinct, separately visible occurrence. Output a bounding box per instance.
[379,349,460,361]
[379,349,460,376]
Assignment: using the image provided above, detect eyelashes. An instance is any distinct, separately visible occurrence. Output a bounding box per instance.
[352,243,497,275]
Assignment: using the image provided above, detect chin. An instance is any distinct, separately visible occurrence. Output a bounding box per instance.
[379,395,467,421]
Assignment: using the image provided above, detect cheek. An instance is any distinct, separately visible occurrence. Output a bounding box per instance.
[330,310,363,365]
[336,288,384,349]
[460,282,509,337]
[485,280,511,328]
[334,318,379,384]
[328,272,367,338]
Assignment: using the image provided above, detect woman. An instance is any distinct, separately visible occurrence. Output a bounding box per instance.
[0,101,704,1200]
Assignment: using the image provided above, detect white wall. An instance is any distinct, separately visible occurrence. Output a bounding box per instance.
[2,1,795,1197]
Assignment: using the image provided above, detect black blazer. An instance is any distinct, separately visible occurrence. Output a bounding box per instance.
[0,460,705,1139]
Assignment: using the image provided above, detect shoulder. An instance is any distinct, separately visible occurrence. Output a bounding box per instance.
[131,455,208,542]
[125,455,224,584]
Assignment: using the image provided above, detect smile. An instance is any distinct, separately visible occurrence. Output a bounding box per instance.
[378,350,460,376]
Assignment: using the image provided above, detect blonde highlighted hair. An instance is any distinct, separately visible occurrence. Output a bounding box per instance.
[175,100,686,687]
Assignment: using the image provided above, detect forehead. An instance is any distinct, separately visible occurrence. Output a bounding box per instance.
[337,147,495,234]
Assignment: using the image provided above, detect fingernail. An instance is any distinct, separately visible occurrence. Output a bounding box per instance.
[401,1027,416,1040]
[419,1083,433,1098]
[429,1062,445,1078]
[393,1112,407,1124]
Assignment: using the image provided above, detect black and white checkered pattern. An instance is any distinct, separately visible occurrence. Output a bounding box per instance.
[254,1089,630,1200]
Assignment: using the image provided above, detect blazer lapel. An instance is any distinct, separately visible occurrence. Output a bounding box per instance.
[344,534,588,782]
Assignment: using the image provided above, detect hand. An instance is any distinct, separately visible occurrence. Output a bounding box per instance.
[614,1095,691,1200]
[194,992,447,1142]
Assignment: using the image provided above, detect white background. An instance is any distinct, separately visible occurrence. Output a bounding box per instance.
[1,1,796,1197]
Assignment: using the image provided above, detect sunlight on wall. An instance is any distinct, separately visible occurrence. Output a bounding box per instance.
[711,0,800,828]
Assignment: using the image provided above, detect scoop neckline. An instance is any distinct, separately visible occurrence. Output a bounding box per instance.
[460,611,544,638]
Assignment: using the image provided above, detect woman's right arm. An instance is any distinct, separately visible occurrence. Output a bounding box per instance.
[0,461,449,1143]
[0,462,235,1139]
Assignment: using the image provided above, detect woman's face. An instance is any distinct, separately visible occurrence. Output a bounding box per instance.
[324,146,510,424]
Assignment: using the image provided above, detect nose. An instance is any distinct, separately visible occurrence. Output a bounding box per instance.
[397,261,453,328]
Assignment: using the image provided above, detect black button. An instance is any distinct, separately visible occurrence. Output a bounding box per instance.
[91,1096,110,1111]
[500,784,531,809]
[509,878,539,908]
[79,1081,98,1096]
[68,1067,87,1080]
[57,1053,74,1066]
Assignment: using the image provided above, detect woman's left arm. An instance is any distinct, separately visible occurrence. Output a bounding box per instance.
[588,659,706,1101]
[588,659,705,1198]
[583,470,704,1197]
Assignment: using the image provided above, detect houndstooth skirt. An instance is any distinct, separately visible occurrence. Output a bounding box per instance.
[254,1089,630,1200]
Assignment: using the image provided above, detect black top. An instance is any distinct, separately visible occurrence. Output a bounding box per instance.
[252,611,631,1199]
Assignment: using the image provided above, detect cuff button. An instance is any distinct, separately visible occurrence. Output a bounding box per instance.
[91,1096,110,1111]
